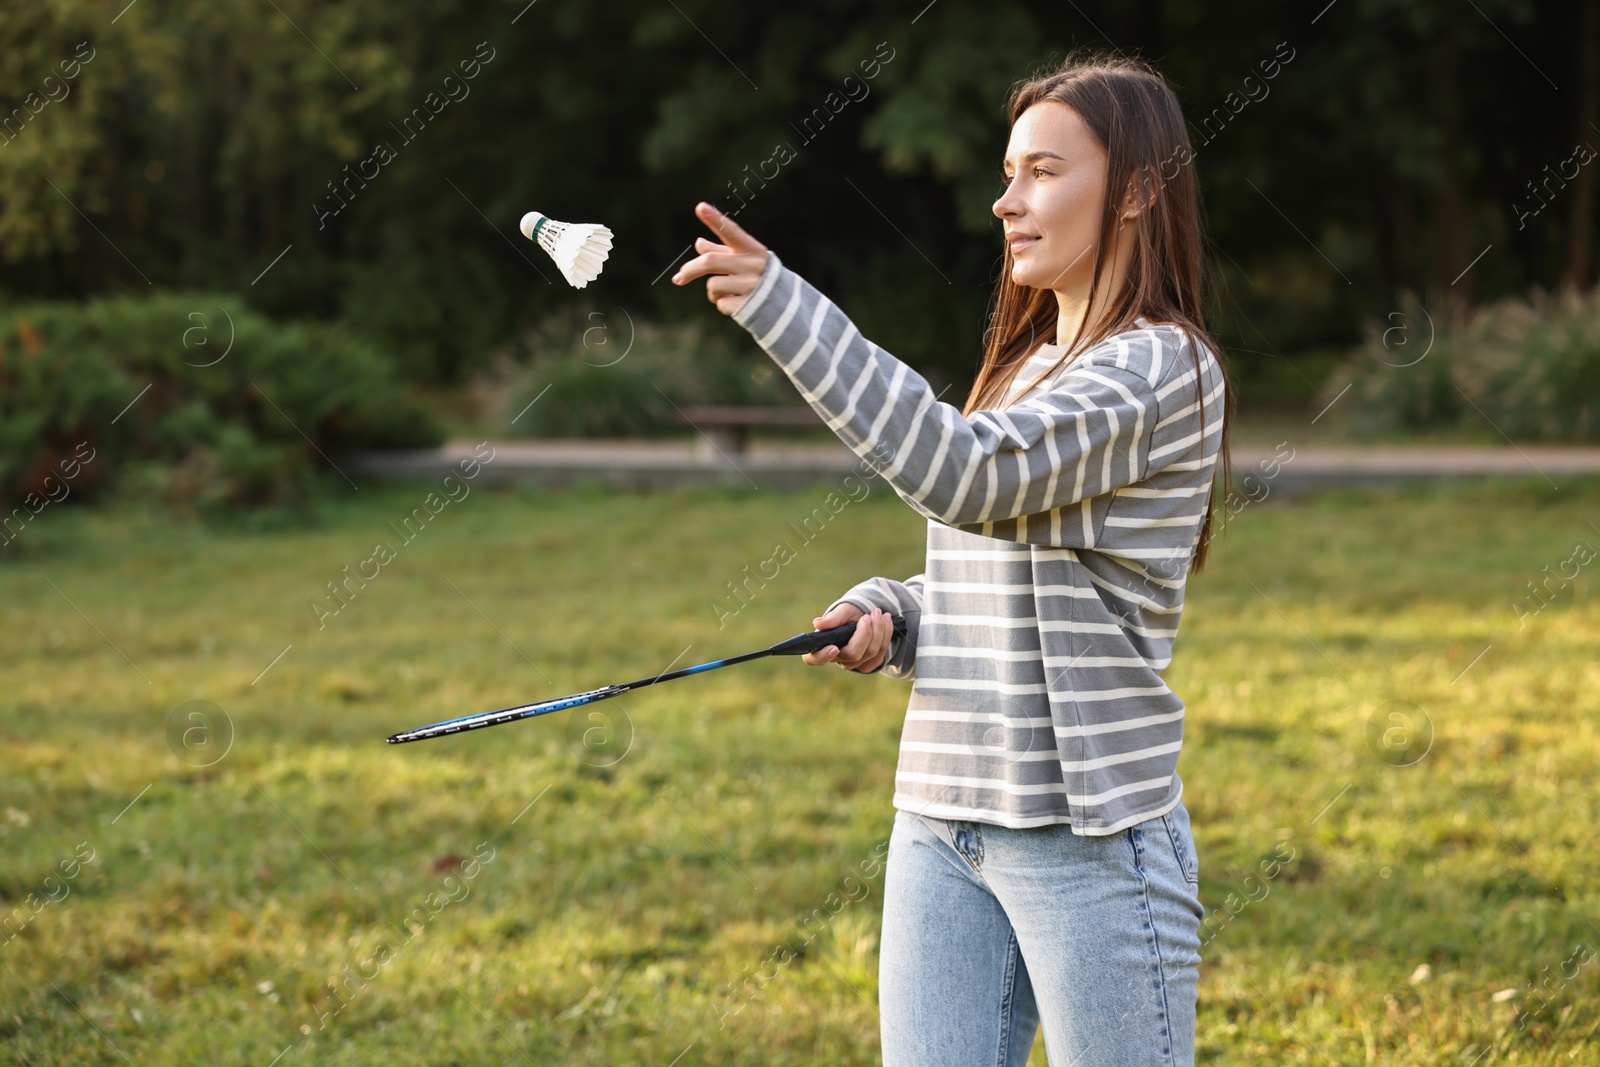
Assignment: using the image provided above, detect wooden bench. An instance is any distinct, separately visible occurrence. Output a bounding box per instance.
[676,405,825,456]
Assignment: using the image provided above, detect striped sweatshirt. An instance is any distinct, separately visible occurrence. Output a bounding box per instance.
[730,252,1226,835]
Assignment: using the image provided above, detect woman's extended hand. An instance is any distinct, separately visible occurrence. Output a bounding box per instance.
[803,603,894,673]
[670,201,770,316]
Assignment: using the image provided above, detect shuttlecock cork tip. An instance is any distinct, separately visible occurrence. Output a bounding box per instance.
[519,211,545,240]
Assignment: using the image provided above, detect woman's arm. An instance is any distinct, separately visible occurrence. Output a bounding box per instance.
[673,205,1166,538]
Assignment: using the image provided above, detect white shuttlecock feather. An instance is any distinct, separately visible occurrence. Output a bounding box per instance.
[519,211,613,288]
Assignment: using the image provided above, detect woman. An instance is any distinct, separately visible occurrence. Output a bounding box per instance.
[674,53,1230,1067]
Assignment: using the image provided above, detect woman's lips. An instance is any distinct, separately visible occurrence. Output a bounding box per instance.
[1008,235,1040,253]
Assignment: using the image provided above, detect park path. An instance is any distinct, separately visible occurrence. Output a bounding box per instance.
[352,439,1600,494]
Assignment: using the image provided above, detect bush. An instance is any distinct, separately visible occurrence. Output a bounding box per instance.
[1318,287,1600,442]
[0,293,441,511]
[501,314,804,438]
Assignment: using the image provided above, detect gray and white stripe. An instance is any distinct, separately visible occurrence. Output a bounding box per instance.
[732,252,1225,836]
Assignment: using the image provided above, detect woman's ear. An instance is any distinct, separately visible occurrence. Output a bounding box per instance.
[1120,164,1159,222]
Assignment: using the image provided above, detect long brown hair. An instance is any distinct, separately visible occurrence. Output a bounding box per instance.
[963,52,1234,573]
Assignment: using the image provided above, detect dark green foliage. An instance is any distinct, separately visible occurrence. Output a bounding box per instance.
[0,294,440,509]
[1320,289,1600,443]
[510,359,679,438]
[1,0,1590,404]
[505,319,803,438]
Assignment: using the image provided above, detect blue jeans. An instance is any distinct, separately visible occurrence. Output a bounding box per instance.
[878,802,1204,1066]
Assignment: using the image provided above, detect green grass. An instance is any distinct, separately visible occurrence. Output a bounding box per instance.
[2,474,1599,1064]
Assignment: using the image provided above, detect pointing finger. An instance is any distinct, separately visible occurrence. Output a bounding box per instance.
[696,201,767,254]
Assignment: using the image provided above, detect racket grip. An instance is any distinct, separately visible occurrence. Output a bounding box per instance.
[769,613,908,656]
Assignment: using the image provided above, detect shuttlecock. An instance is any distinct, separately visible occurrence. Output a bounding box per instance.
[519,211,613,288]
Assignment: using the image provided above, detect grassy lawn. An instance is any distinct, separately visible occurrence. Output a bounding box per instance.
[2,472,1599,1064]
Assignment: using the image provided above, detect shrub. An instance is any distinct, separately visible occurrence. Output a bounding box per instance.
[502,314,804,439]
[1318,287,1600,442]
[0,293,441,511]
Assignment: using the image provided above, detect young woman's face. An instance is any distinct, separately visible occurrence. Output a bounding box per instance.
[993,101,1111,293]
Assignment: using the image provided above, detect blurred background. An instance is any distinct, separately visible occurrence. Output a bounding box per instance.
[4,0,1599,507]
[5,3,1600,1065]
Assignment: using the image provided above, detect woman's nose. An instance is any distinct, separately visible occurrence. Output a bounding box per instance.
[992,188,1023,219]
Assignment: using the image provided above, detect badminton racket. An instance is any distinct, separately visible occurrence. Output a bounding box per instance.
[386,614,907,744]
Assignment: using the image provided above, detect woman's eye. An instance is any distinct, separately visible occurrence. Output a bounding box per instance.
[999,166,1051,186]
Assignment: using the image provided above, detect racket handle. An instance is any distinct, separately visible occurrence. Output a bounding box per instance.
[769,613,908,656]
